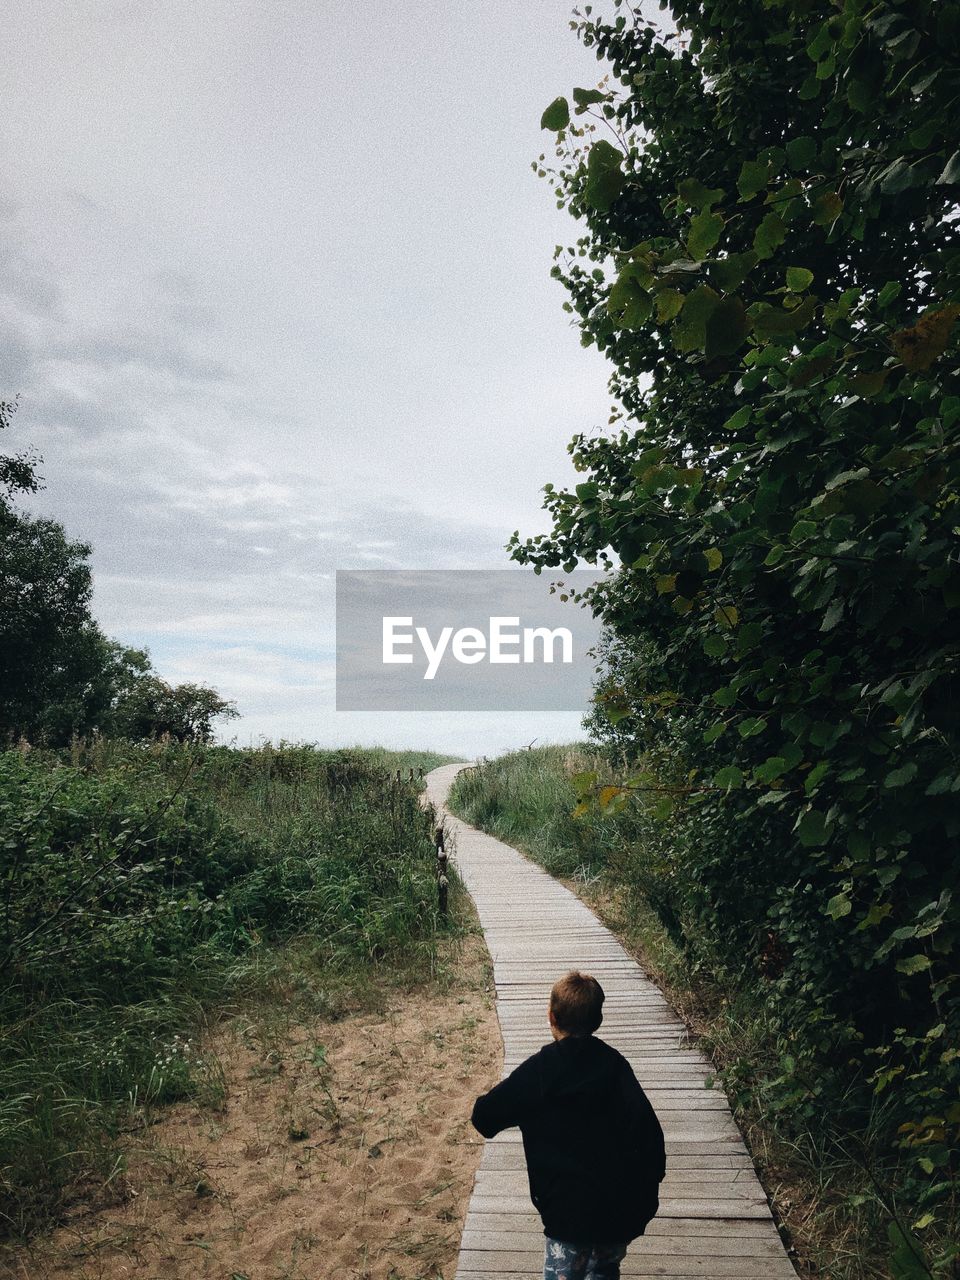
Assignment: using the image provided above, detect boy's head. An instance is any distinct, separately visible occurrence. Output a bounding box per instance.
[548,970,605,1038]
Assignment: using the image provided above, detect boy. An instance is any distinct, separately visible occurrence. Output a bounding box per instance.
[471,970,665,1280]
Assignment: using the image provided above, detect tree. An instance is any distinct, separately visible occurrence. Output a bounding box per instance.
[0,397,237,744]
[0,396,39,506]
[0,509,96,740]
[110,675,238,744]
[516,1,960,1267]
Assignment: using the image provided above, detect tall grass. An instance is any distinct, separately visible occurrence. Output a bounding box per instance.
[452,744,641,878]
[0,741,456,1237]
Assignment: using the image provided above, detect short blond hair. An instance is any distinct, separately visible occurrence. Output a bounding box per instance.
[550,970,604,1036]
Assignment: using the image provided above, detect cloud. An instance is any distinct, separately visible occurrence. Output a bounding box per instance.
[1,1,615,754]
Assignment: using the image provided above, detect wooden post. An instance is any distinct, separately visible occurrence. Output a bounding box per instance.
[436,825,448,916]
[438,869,448,917]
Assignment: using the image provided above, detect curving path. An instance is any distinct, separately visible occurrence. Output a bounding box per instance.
[425,763,797,1280]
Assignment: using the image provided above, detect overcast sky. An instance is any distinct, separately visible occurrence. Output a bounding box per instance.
[1,1,618,758]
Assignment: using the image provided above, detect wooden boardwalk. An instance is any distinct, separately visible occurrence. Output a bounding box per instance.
[425,764,797,1280]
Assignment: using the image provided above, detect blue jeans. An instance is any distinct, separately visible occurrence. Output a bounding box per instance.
[543,1237,629,1280]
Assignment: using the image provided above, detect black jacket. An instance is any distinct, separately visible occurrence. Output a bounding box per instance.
[471,1034,665,1245]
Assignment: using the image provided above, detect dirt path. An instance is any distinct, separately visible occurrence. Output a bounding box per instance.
[5,931,500,1280]
[426,763,798,1280]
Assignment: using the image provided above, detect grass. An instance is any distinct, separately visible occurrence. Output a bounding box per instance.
[5,866,496,1280]
[0,740,459,1240]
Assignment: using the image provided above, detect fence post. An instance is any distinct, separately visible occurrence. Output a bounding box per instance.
[435,825,448,917]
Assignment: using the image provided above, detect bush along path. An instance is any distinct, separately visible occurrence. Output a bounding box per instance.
[426,764,798,1280]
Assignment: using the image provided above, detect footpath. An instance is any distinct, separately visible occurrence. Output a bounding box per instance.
[425,763,797,1280]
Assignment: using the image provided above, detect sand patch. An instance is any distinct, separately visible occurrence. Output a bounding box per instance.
[6,931,500,1280]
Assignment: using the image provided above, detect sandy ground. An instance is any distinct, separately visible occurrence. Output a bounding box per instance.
[6,931,501,1280]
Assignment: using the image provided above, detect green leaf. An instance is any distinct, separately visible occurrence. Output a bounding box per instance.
[572,87,606,110]
[754,756,787,783]
[786,266,814,292]
[688,210,724,259]
[607,265,652,329]
[821,599,844,632]
[937,150,960,185]
[826,893,852,919]
[925,772,956,796]
[751,296,818,338]
[879,158,920,195]
[655,288,684,322]
[678,177,724,209]
[584,140,625,212]
[887,1221,931,1280]
[786,136,817,169]
[847,78,873,113]
[798,75,820,101]
[540,97,570,131]
[710,251,758,292]
[812,190,843,225]
[738,716,766,739]
[704,547,723,571]
[702,633,727,658]
[796,809,829,846]
[737,160,769,201]
[896,954,932,975]
[723,406,752,432]
[713,604,739,628]
[705,295,749,359]
[885,762,918,788]
[673,284,721,353]
[714,765,744,790]
[753,212,786,260]
[606,703,632,726]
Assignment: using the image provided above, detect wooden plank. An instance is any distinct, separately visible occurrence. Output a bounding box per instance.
[457,1252,796,1277]
[460,1231,788,1258]
[462,1213,783,1240]
[479,1152,754,1172]
[478,1142,749,1157]
[460,1228,788,1259]
[473,1174,768,1202]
